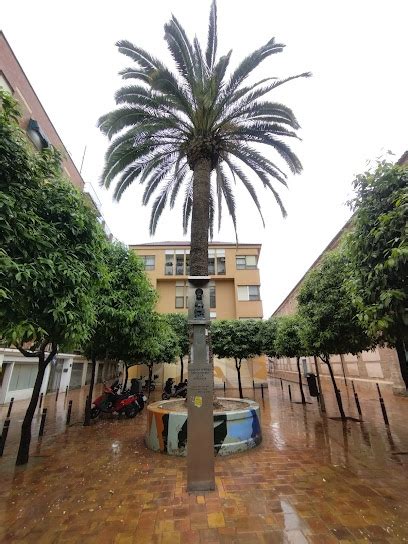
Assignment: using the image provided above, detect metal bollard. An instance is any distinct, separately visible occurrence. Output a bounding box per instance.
[280,378,283,391]
[55,388,59,402]
[38,392,43,410]
[376,383,389,426]
[252,379,255,390]
[223,381,226,392]
[351,381,362,418]
[288,384,292,402]
[38,408,47,437]
[6,397,14,419]
[66,400,73,426]
[0,419,11,457]
[261,383,264,399]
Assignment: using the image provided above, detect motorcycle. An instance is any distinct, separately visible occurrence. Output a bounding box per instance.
[142,374,159,392]
[162,380,188,400]
[90,384,146,419]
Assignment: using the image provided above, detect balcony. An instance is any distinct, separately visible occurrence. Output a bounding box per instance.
[83,182,102,215]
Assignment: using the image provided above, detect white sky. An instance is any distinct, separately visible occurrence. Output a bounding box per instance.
[2,1,408,317]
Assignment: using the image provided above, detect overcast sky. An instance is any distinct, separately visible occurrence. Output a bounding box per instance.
[2,1,408,317]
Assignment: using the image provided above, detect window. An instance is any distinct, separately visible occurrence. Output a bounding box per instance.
[165,252,174,275]
[140,255,155,270]
[210,311,217,320]
[164,249,189,275]
[176,254,185,275]
[208,249,226,275]
[209,281,216,308]
[175,281,188,308]
[0,72,13,94]
[236,255,257,269]
[237,285,260,301]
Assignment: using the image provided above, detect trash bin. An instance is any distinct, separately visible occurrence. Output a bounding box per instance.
[306,373,319,397]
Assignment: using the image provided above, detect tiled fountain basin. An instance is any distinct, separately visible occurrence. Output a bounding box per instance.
[145,397,261,456]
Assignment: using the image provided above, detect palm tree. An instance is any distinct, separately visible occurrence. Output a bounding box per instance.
[98,1,309,275]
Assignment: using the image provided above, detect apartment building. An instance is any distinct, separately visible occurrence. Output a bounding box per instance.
[0,32,114,403]
[130,241,267,388]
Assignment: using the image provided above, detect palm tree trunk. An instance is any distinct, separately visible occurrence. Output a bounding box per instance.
[296,356,306,404]
[190,158,211,276]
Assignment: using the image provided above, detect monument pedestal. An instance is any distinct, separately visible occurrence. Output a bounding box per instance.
[187,276,215,492]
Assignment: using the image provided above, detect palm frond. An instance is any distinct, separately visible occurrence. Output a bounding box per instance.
[209,187,215,240]
[164,16,196,87]
[170,159,189,208]
[113,164,145,200]
[223,159,265,226]
[219,172,238,243]
[142,154,178,205]
[182,177,193,235]
[149,179,173,235]
[224,37,285,96]
[206,0,218,70]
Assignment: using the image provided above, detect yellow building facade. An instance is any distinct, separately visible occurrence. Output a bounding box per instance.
[129,242,267,389]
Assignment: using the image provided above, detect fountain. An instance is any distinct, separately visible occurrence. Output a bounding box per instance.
[145,397,262,456]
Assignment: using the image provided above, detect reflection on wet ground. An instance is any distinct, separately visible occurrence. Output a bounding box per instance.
[1,378,408,542]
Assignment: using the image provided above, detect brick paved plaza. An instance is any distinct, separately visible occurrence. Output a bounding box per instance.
[1,380,408,543]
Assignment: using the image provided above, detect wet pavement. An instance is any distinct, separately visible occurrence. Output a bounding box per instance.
[1,379,408,543]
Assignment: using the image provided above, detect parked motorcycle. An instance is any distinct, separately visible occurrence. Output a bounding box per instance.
[161,379,187,400]
[90,384,146,419]
[142,374,159,392]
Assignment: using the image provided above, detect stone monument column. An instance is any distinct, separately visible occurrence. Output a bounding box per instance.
[187,276,215,491]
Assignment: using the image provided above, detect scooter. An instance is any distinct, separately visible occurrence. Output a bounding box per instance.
[90,385,146,419]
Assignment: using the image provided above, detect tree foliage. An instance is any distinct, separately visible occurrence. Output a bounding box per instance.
[0,90,106,463]
[98,1,310,237]
[0,91,106,350]
[259,318,279,357]
[297,250,373,358]
[82,242,157,423]
[347,160,408,345]
[274,315,307,358]
[164,313,189,380]
[211,319,262,397]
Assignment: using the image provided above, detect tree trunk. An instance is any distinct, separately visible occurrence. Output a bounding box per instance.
[147,363,153,399]
[235,358,243,399]
[296,356,306,404]
[83,354,97,426]
[190,159,211,276]
[180,356,184,382]
[123,364,129,391]
[16,345,57,466]
[313,355,326,413]
[395,338,408,389]
[321,354,346,419]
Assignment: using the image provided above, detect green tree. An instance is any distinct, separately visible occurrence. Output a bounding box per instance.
[0,92,106,464]
[98,1,309,274]
[82,243,157,425]
[347,160,408,387]
[129,315,179,396]
[165,313,189,381]
[274,315,308,404]
[260,318,279,358]
[298,250,373,419]
[211,319,262,398]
